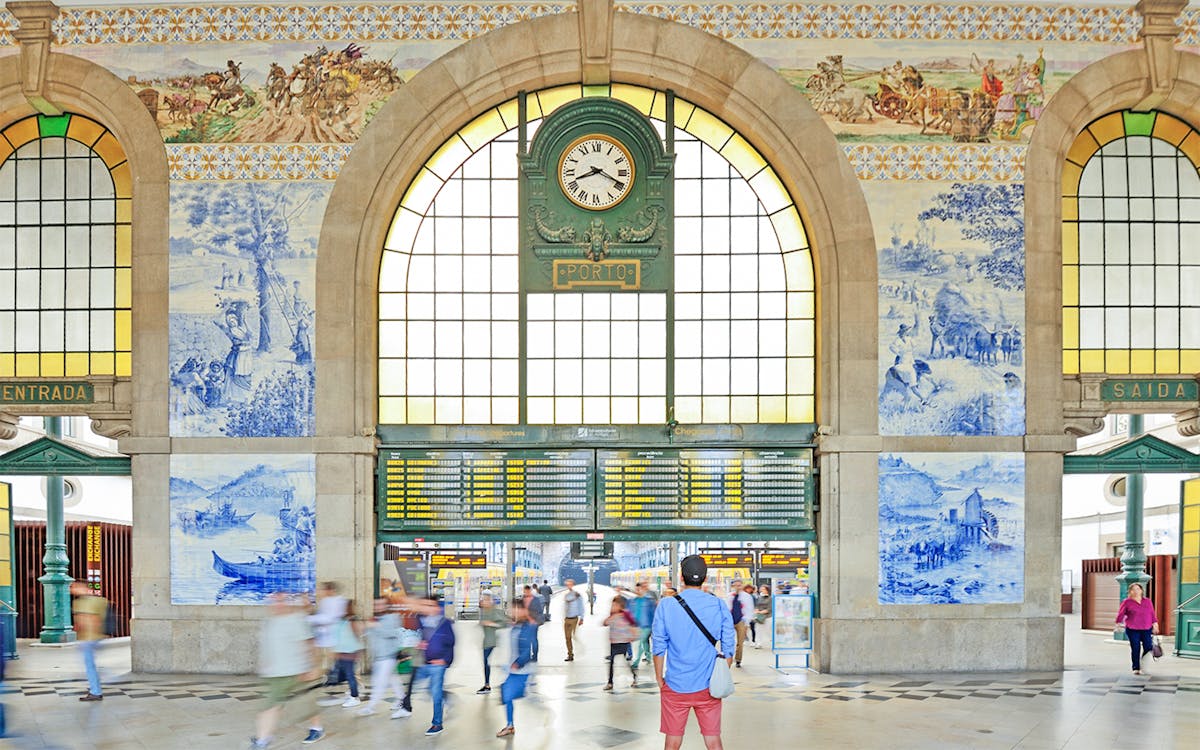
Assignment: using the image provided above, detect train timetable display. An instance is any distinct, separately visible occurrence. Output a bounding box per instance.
[598,448,813,530]
[378,449,594,530]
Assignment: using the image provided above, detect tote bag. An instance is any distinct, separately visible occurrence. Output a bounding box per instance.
[674,595,736,700]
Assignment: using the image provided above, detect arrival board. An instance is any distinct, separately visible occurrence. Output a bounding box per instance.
[597,449,813,530]
[378,449,594,531]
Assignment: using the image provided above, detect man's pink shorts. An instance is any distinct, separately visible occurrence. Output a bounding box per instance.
[660,684,722,737]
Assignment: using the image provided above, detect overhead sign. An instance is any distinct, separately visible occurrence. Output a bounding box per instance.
[0,381,94,404]
[85,523,103,594]
[759,552,809,571]
[428,551,487,569]
[1101,378,1198,402]
[698,552,755,568]
[571,541,614,559]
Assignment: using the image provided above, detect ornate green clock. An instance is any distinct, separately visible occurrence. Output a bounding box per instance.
[518,96,675,292]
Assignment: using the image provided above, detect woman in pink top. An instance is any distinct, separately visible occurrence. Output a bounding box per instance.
[1114,583,1158,675]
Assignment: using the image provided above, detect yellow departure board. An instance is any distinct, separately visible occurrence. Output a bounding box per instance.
[378,449,594,531]
[428,551,487,569]
[699,552,756,567]
[598,448,813,530]
[759,552,809,570]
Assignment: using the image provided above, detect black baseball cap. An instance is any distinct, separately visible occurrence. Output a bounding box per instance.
[680,555,707,586]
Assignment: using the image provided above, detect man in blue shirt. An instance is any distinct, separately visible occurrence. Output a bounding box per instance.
[651,555,735,750]
[562,579,585,661]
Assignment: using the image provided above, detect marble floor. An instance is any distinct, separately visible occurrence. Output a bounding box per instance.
[2,610,1197,750]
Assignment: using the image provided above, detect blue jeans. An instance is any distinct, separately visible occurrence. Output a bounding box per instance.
[531,628,540,661]
[1126,628,1154,671]
[501,673,529,725]
[634,627,652,664]
[416,664,447,725]
[483,646,495,685]
[334,656,358,697]
[80,640,102,695]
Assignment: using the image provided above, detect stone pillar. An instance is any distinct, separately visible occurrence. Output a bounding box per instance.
[5,1,63,115]
[1133,0,1188,110]
[38,416,75,643]
[1116,414,1151,608]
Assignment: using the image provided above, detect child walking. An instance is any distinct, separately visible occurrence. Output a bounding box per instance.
[603,596,639,691]
[496,598,538,738]
[358,597,404,716]
[319,599,364,708]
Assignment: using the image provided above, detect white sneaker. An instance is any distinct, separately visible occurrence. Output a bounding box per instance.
[341,697,361,708]
[356,706,376,716]
[317,695,346,707]
[390,706,412,719]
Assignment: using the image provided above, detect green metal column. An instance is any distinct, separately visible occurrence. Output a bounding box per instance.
[38,417,75,643]
[1116,414,1151,605]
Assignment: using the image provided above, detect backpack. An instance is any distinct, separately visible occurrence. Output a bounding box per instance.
[103,603,119,637]
[731,594,743,624]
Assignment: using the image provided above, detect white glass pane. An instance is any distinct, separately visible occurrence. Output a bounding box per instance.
[434,359,463,394]
[1154,224,1179,264]
[1179,159,1200,197]
[554,397,581,424]
[640,359,665,395]
[435,180,462,215]
[760,253,788,291]
[1078,198,1103,220]
[730,320,757,357]
[379,359,406,394]
[1129,266,1153,305]
[0,311,12,349]
[582,397,609,424]
[702,255,730,291]
[91,198,114,224]
[0,231,13,267]
[408,359,435,395]
[759,358,786,393]
[39,226,65,267]
[1103,224,1128,264]
[610,321,638,357]
[1078,162,1102,196]
[463,322,491,357]
[676,217,702,253]
[407,321,435,357]
[463,398,491,423]
[91,225,115,267]
[1079,308,1105,348]
[1181,267,1200,303]
[730,358,757,394]
[676,293,701,319]
[65,158,90,198]
[15,270,39,309]
[379,321,406,356]
[582,321,610,357]
[583,293,610,321]
[675,358,701,394]
[730,256,758,292]
[1155,197,1178,221]
[639,322,665,357]
[462,260,490,292]
[1128,223,1154,264]
[16,160,39,198]
[527,321,553,357]
[641,293,666,320]
[0,161,15,200]
[1102,159,1128,195]
[492,218,518,253]
[89,157,115,197]
[1154,308,1179,348]
[676,256,701,292]
[1181,308,1200,347]
[41,200,64,224]
[15,311,38,350]
[493,182,518,217]
[1103,198,1128,220]
[434,255,462,291]
[1128,157,1153,195]
[1181,199,1200,221]
[435,292,462,320]
[1079,267,1104,306]
[1104,268,1129,306]
[582,358,608,396]
[555,359,582,395]
[730,217,760,253]
[40,158,64,199]
[674,141,702,179]
[16,227,39,267]
[1129,308,1155,348]
[407,293,435,319]
[65,269,89,308]
[675,180,701,216]
[435,321,463,358]
[701,320,730,357]
[493,360,518,395]
[701,176,730,216]
[729,293,756,319]
[702,358,730,394]
[463,294,490,320]
[89,310,114,349]
[435,397,463,424]
[759,320,786,356]
[702,293,730,320]
[555,320,582,358]
[1104,307,1129,347]
[676,321,702,357]
[407,256,434,291]
[17,201,39,224]
[527,294,553,320]
[526,397,553,424]
[493,321,518,356]
[41,269,65,307]
[730,180,760,217]
[39,310,63,349]
[1155,267,1179,306]
[1129,198,1154,221]
[555,293,582,320]
[492,256,518,292]
[760,292,786,319]
[462,180,489,214]
[611,359,638,395]
[702,217,730,254]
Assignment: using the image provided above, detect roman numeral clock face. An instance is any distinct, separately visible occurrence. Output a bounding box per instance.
[558,134,635,210]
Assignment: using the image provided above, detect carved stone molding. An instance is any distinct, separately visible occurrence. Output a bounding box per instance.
[5,1,62,115]
[1175,408,1200,437]
[89,417,132,439]
[0,412,18,441]
[1063,410,1107,438]
[1133,0,1188,110]
[577,0,614,85]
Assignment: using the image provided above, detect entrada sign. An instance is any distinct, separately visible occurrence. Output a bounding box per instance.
[1100,378,1198,402]
[0,382,94,404]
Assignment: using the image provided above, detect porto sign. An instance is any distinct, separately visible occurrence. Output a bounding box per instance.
[1100,378,1198,403]
[0,381,94,405]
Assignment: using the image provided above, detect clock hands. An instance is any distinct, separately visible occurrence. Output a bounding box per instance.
[584,165,621,184]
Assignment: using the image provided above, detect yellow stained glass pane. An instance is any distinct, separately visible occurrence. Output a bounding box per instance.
[384,210,423,254]
[1187,506,1200,529]
[1061,161,1083,197]
[1105,350,1129,374]
[730,396,757,423]
[1155,350,1179,374]
[1181,350,1200,373]
[535,85,583,118]
[674,396,702,423]
[758,396,786,423]
[110,161,131,196]
[116,225,132,266]
[1062,267,1078,306]
[15,353,39,377]
[670,99,696,131]
[1062,350,1079,375]
[116,198,132,223]
[1130,350,1155,374]
[1088,112,1126,147]
[1180,132,1200,168]
[407,396,435,424]
[379,397,406,424]
[787,291,815,318]
[788,395,815,423]
[770,209,807,253]
[0,137,11,163]
[787,320,815,356]
[782,249,814,291]
[1062,198,1078,221]
[0,353,13,377]
[39,353,64,377]
[0,566,9,587]
[66,116,106,148]
[399,167,443,216]
[721,133,767,181]
[1066,129,1100,166]
[1185,479,1200,505]
[90,353,114,375]
[115,352,131,376]
[1062,223,1078,265]
[115,310,132,350]
[1080,350,1105,373]
[684,108,732,150]
[4,117,39,149]
[702,395,730,422]
[611,84,654,115]
[116,269,131,308]
[459,109,507,151]
[582,85,610,98]
[1183,532,1199,557]
[65,353,89,376]
[496,99,520,130]
[749,168,791,215]
[1152,113,1191,146]
[91,132,126,170]
[1062,308,1079,348]
[1184,557,1199,584]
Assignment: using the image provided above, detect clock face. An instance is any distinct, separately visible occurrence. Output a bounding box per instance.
[557,134,635,210]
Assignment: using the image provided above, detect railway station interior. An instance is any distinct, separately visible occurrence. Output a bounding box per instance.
[3,0,1200,746]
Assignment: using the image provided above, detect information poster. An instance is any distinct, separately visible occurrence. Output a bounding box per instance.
[772,594,813,651]
[379,553,429,598]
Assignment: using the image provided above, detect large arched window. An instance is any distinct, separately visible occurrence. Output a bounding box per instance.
[379,85,815,425]
[1061,110,1200,375]
[0,114,132,378]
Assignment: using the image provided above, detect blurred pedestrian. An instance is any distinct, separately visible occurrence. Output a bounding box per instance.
[562,579,585,662]
[631,581,658,666]
[522,585,544,661]
[358,597,404,716]
[252,593,325,747]
[538,580,553,623]
[603,595,639,691]
[310,582,347,687]
[728,580,755,667]
[496,598,538,738]
[70,581,107,701]
[414,597,455,736]
[317,600,364,708]
[477,593,507,694]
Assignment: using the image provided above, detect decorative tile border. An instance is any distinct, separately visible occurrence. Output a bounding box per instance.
[0,3,1193,46]
[166,141,1025,181]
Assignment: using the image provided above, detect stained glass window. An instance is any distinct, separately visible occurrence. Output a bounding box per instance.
[0,114,133,378]
[379,86,815,425]
[1062,110,1200,375]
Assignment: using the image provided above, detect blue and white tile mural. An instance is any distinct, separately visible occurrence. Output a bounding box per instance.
[879,453,1025,605]
[869,182,1025,436]
[170,453,316,605]
[169,181,330,437]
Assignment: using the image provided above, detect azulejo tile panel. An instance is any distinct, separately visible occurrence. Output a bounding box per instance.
[166,144,353,181]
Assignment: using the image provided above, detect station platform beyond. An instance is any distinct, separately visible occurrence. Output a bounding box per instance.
[1,592,1198,749]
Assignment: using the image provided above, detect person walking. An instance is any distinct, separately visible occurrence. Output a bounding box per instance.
[477,592,508,694]
[496,598,539,738]
[631,581,658,666]
[604,595,640,691]
[358,597,404,716]
[416,597,455,736]
[538,580,554,623]
[310,582,347,687]
[252,593,325,747]
[318,600,364,707]
[652,555,735,750]
[727,580,755,667]
[522,585,544,662]
[562,579,585,662]
[743,585,762,649]
[1115,582,1159,675]
[70,581,107,702]
[754,585,772,650]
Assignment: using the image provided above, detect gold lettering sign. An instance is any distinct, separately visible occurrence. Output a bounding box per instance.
[0,381,95,404]
[553,259,640,290]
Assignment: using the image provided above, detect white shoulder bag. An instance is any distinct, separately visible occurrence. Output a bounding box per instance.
[673,594,735,699]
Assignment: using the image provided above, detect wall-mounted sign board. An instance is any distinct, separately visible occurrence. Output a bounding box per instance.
[1101,378,1198,402]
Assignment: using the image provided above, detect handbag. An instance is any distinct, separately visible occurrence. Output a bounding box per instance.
[673,595,735,699]
[1152,635,1164,660]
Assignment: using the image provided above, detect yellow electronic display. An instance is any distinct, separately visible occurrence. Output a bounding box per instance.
[699,552,756,568]
[428,552,488,569]
[759,553,809,570]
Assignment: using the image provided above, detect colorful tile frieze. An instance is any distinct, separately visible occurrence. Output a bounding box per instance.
[166,144,353,180]
[0,3,1194,46]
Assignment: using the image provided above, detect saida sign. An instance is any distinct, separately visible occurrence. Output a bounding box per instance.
[1101,378,1198,403]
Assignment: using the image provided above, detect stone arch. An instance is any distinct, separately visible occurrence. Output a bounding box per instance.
[0,51,170,438]
[1026,48,1200,436]
[315,10,878,441]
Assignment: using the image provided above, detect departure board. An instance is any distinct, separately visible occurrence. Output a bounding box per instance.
[597,449,813,530]
[378,449,594,531]
[699,552,756,567]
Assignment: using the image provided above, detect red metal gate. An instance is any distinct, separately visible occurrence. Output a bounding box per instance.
[14,521,132,638]
[1081,554,1175,635]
